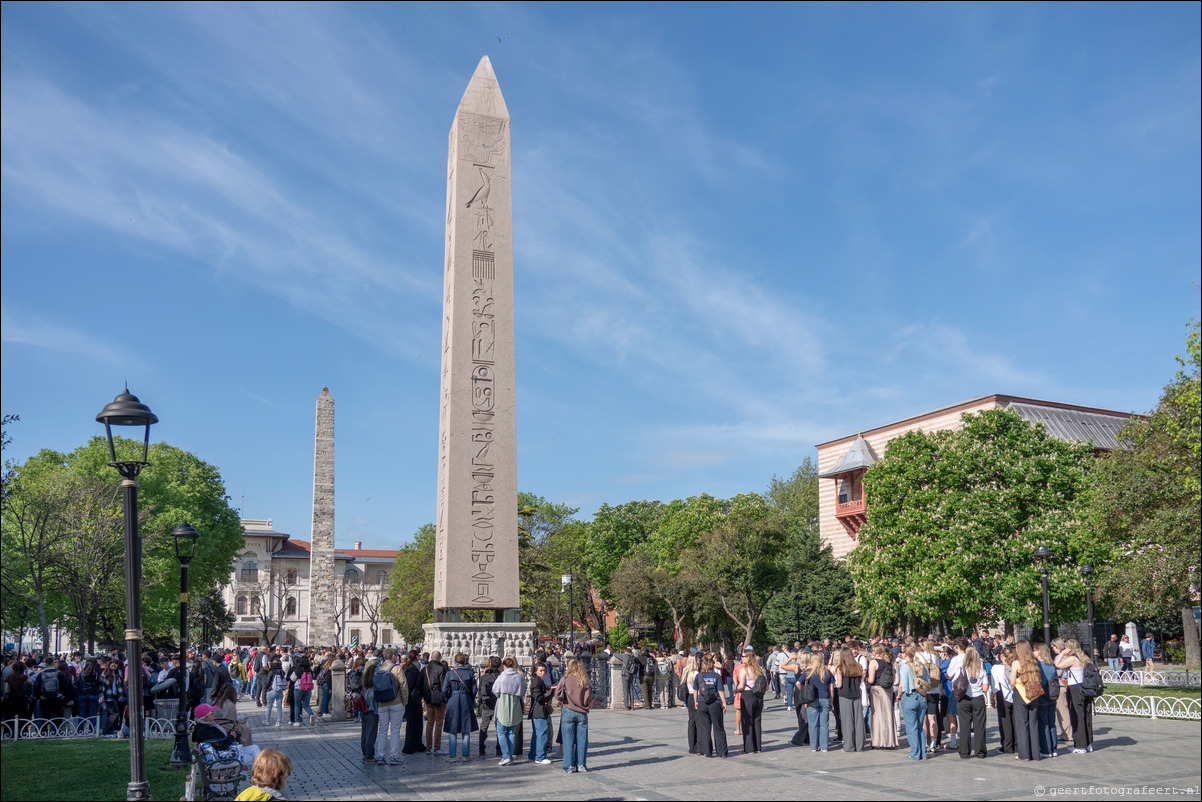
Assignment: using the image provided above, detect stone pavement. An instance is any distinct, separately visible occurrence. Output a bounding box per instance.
[237,697,1201,800]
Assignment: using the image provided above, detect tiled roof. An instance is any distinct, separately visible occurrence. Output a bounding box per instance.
[340,548,399,559]
[1009,402,1130,451]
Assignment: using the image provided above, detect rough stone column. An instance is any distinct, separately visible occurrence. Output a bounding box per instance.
[308,387,336,648]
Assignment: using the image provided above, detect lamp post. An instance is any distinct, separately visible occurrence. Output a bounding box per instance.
[169,523,198,767]
[562,574,573,647]
[1080,564,1096,661]
[97,388,158,802]
[16,604,28,656]
[793,593,802,649]
[1034,545,1053,645]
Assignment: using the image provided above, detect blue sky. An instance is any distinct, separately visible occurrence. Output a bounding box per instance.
[3,2,1199,551]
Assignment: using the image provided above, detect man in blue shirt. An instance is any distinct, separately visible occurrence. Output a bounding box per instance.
[1140,634,1156,666]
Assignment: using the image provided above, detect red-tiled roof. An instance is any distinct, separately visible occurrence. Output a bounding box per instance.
[340,548,398,558]
[276,539,310,553]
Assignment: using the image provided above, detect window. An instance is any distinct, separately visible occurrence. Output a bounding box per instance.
[381,629,393,645]
[250,597,261,615]
[236,596,247,615]
[345,568,359,585]
[240,560,258,583]
[350,597,361,616]
[285,568,298,586]
[286,597,297,616]
[376,571,388,586]
[349,629,361,646]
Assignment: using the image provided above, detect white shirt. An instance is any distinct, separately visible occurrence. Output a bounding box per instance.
[990,663,1013,703]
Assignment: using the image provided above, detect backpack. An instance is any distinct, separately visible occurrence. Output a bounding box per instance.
[347,668,363,692]
[624,657,640,677]
[912,662,931,696]
[952,670,970,702]
[1080,663,1105,700]
[352,692,370,713]
[875,661,894,690]
[657,659,671,678]
[750,673,768,699]
[297,671,314,692]
[373,666,399,704]
[676,679,689,704]
[697,674,718,706]
[1046,673,1061,702]
[38,669,62,699]
[270,673,287,692]
[1021,673,1045,704]
[795,672,817,706]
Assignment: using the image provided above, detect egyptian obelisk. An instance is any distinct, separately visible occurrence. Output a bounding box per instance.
[426,58,533,664]
[433,56,519,615]
[308,387,336,647]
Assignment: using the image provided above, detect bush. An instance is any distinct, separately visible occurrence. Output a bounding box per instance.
[1164,640,1187,664]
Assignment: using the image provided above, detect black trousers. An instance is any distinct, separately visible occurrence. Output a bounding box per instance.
[696,697,727,757]
[739,693,763,753]
[1013,697,1040,761]
[995,692,1015,753]
[686,697,699,753]
[641,675,656,708]
[832,690,843,741]
[957,695,987,758]
[1067,684,1093,749]
[792,701,810,746]
[360,711,379,759]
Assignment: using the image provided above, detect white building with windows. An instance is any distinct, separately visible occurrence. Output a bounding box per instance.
[221,518,401,649]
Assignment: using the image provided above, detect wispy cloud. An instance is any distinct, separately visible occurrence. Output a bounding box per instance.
[1,304,138,367]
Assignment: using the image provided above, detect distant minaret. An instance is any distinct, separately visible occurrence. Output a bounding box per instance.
[308,387,336,646]
[434,56,519,614]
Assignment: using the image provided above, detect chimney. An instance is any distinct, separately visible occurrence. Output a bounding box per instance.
[353,541,362,550]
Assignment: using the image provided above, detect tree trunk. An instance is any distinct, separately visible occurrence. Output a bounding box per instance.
[36,585,50,653]
[1181,604,1200,669]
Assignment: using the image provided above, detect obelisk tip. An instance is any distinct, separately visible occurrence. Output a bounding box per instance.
[458,55,508,119]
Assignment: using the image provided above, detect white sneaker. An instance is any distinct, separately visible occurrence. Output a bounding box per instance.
[537,759,552,765]
[309,714,315,726]
[498,758,512,766]
[1074,748,1088,754]
[949,736,959,749]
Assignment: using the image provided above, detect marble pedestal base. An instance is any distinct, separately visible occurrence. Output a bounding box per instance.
[422,621,538,668]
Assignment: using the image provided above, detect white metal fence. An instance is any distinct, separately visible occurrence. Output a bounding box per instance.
[0,716,178,741]
[1099,669,1200,688]
[1094,694,1201,721]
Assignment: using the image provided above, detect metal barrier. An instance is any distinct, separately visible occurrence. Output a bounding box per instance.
[1094,694,1201,721]
[0,716,178,741]
[1100,669,1200,688]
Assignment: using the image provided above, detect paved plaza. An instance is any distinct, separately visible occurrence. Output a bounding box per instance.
[238,697,1202,800]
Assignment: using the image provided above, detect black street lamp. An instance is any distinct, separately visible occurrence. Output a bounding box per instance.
[793,594,802,646]
[16,604,28,656]
[169,523,198,767]
[97,388,158,802]
[1034,545,1054,645]
[1080,564,1096,660]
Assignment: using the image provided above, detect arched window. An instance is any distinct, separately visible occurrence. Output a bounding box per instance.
[285,568,298,586]
[286,597,297,616]
[250,597,261,615]
[376,571,388,586]
[350,597,361,617]
[236,596,247,615]
[240,560,258,583]
[345,567,360,585]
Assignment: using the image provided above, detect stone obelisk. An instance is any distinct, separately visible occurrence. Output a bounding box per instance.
[308,387,336,647]
[426,57,533,665]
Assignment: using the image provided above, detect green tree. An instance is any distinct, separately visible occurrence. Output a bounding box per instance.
[1090,320,1201,668]
[585,500,668,600]
[848,408,1097,635]
[382,523,436,643]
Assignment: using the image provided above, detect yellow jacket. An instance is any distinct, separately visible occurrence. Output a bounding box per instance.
[235,786,287,801]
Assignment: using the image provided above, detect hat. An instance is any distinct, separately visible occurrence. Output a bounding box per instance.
[194,704,218,718]
[743,645,755,652]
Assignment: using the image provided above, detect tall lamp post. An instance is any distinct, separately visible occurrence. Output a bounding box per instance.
[169,523,198,767]
[97,388,158,802]
[793,594,802,646]
[1034,545,1054,645]
[1080,564,1096,660]
[562,574,574,647]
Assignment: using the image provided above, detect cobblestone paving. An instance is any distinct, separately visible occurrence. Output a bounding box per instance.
[237,697,1202,800]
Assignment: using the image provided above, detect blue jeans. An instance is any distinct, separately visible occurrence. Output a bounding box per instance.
[1107,657,1120,671]
[528,718,549,761]
[561,708,588,770]
[902,692,927,759]
[807,697,830,751]
[319,684,331,715]
[265,690,283,723]
[77,695,100,729]
[785,672,796,708]
[1037,700,1057,755]
[497,723,516,761]
[448,732,470,758]
[247,676,258,699]
[725,677,734,703]
[297,689,315,721]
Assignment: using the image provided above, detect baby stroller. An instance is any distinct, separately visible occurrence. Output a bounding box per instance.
[186,739,245,801]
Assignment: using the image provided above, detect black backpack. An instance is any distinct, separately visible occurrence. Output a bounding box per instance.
[751,673,768,699]
[697,674,718,706]
[1080,663,1105,700]
[795,672,817,706]
[37,669,62,699]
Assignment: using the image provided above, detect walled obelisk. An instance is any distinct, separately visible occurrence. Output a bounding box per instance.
[426,57,533,664]
[308,387,336,647]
